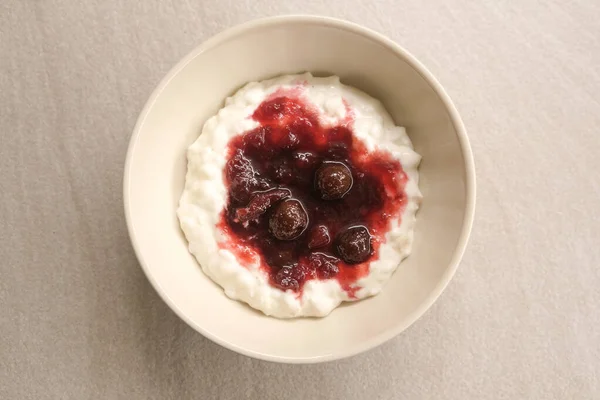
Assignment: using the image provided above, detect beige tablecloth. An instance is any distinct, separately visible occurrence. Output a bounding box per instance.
[2,1,599,398]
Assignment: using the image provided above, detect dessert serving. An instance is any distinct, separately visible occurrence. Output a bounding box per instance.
[177,73,422,318]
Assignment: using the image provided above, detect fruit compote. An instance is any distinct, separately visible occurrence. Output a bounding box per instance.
[218,92,408,295]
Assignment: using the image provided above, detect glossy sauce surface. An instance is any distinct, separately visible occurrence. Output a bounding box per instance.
[218,94,408,295]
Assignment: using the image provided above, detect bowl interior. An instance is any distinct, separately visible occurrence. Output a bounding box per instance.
[125,17,473,362]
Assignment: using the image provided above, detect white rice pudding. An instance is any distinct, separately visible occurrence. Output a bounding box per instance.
[177,73,422,318]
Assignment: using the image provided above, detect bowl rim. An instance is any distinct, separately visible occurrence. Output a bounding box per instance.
[123,14,476,364]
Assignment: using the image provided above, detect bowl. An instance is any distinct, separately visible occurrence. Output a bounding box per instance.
[124,15,475,363]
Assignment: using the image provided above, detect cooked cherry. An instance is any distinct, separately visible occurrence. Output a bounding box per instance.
[243,127,269,153]
[269,199,309,240]
[315,162,353,200]
[226,150,268,205]
[292,151,318,169]
[271,159,294,184]
[274,265,307,290]
[266,248,296,268]
[307,225,331,249]
[335,226,372,264]
[277,130,300,150]
[307,253,339,279]
[274,267,300,290]
[233,188,291,223]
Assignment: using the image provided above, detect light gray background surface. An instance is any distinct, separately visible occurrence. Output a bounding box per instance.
[2,1,599,398]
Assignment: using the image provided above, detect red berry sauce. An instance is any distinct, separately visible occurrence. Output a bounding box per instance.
[217,88,408,296]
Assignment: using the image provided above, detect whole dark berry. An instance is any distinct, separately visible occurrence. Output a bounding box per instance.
[315,162,353,200]
[335,226,372,264]
[269,199,309,240]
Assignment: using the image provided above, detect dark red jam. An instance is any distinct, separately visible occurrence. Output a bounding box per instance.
[218,90,408,296]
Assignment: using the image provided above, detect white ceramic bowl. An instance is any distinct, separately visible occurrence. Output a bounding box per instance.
[124,15,475,363]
